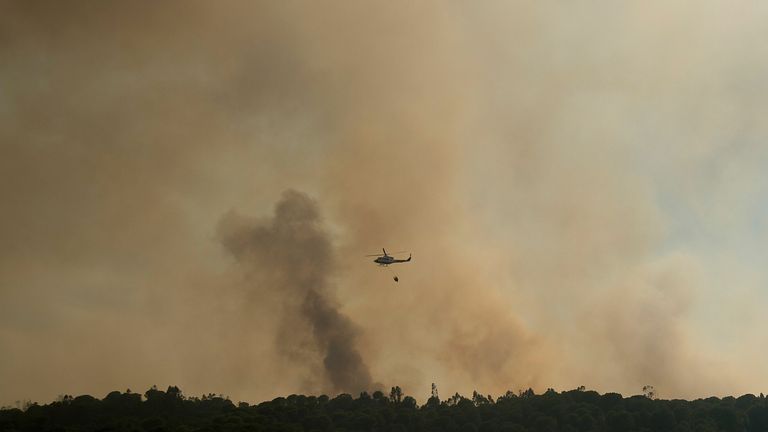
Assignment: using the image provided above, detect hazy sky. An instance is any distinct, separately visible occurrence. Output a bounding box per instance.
[2,1,768,406]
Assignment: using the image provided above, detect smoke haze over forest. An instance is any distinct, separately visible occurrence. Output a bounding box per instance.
[3,1,768,405]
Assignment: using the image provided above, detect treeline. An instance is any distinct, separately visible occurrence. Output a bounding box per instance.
[3,385,768,432]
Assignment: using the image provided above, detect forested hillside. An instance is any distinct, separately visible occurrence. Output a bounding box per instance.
[3,386,768,432]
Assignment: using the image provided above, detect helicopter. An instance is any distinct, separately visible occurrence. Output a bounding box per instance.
[366,248,412,266]
[365,248,411,282]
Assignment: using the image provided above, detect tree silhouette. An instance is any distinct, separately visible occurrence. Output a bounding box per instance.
[390,386,403,403]
[2,385,768,432]
[643,385,657,399]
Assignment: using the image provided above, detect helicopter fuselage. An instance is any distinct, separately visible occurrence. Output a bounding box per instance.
[374,255,411,266]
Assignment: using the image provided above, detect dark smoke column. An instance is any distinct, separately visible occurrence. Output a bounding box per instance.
[218,189,373,394]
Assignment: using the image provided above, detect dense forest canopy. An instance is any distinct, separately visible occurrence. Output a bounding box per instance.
[3,385,768,432]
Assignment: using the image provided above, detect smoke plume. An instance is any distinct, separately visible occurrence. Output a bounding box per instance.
[2,0,768,406]
[218,190,372,394]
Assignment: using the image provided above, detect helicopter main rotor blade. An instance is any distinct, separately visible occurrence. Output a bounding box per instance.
[364,250,410,257]
[365,251,409,254]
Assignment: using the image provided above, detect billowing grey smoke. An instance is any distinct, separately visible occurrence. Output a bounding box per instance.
[217,189,372,394]
[5,1,768,405]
